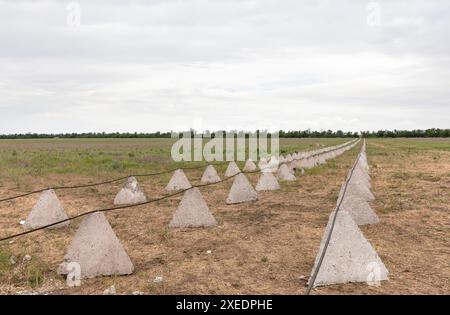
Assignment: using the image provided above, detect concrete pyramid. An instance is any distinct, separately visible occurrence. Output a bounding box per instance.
[258,158,268,171]
[57,212,134,279]
[114,177,147,205]
[201,165,221,184]
[309,210,388,287]
[316,154,327,165]
[339,190,379,225]
[166,169,192,192]
[169,188,217,228]
[277,163,296,181]
[256,171,281,191]
[24,189,69,230]
[348,179,375,201]
[300,157,315,169]
[226,173,258,204]
[287,161,297,174]
[224,161,241,178]
[267,156,279,172]
[243,159,257,172]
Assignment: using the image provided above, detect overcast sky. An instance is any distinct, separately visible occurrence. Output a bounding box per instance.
[0,0,449,133]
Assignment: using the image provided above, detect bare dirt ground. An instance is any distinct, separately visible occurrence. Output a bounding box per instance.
[0,138,448,295]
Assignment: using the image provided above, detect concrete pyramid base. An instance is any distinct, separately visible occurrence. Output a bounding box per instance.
[256,172,281,191]
[201,165,221,184]
[243,159,257,172]
[169,188,217,228]
[57,212,134,279]
[226,173,258,204]
[277,164,296,181]
[309,210,388,287]
[166,169,192,192]
[224,161,241,178]
[24,189,69,230]
[114,177,147,205]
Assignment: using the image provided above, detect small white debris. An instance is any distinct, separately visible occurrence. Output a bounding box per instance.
[22,255,32,262]
[103,285,116,295]
[19,220,26,225]
[9,256,16,265]
[132,291,144,295]
[153,276,163,283]
[206,250,212,255]
[8,240,14,244]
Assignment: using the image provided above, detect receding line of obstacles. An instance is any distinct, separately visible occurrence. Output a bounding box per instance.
[304,142,364,295]
[0,139,359,243]
[0,169,259,243]
[0,139,358,203]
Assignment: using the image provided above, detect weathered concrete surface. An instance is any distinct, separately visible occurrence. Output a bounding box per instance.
[243,159,257,172]
[224,161,241,178]
[57,212,134,279]
[226,173,258,204]
[114,177,147,205]
[340,193,380,225]
[309,210,388,287]
[24,189,69,230]
[201,165,221,184]
[256,171,280,191]
[169,187,217,228]
[277,163,296,181]
[166,169,192,192]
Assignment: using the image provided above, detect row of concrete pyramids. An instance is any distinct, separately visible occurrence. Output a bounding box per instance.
[113,138,360,206]
[22,139,359,279]
[308,141,389,288]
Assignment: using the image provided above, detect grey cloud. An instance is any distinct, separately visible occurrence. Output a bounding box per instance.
[0,0,449,133]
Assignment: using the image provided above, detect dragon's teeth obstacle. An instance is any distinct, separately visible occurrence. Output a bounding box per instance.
[308,210,388,287]
[339,194,379,225]
[169,187,217,228]
[114,176,147,205]
[258,158,268,170]
[24,189,69,230]
[226,173,258,204]
[224,161,241,178]
[277,163,296,181]
[308,139,387,288]
[201,165,221,184]
[166,169,192,191]
[255,171,280,191]
[243,159,257,172]
[57,212,134,279]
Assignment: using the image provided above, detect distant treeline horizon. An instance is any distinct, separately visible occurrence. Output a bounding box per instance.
[0,128,448,139]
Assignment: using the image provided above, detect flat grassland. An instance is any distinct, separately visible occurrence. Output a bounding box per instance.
[0,138,449,294]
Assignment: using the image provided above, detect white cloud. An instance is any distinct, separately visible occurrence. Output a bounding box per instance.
[0,0,449,133]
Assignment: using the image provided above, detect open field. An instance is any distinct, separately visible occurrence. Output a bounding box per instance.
[0,138,449,294]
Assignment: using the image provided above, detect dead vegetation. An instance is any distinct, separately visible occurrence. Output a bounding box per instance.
[0,138,449,294]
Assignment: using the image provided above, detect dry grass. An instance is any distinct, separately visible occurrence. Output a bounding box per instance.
[0,138,449,295]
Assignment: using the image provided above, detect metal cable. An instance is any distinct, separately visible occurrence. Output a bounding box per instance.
[0,139,358,203]
[0,169,261,243]
[0,140,360,243]
[304,142,365,295]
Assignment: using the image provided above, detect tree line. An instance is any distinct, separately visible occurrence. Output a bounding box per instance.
[0,129,448,139]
